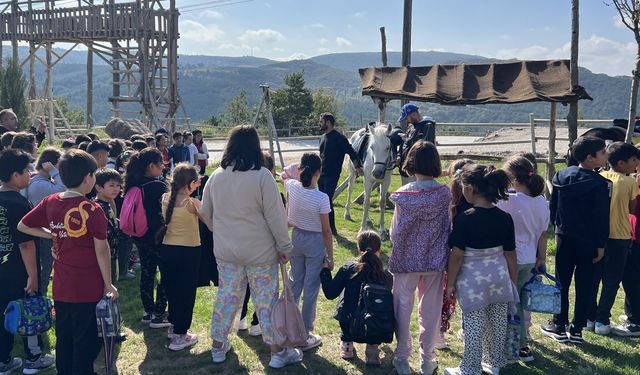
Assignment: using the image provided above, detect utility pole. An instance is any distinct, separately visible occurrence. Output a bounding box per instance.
[401,0,413,118]
[567,0,579,147]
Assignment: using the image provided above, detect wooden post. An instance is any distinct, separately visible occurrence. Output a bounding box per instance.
[28,42,36,101]
[401,0,412,108]
[86,46,94,127]
[378,27,388,123]
[529,113,537,155]
[45,43,54,145]
[263,86,285,168]
[547,102,557,187]
[567,0,579,146]
[380,27,388,67]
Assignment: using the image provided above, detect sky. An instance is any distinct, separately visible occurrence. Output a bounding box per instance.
[177,0,637,77]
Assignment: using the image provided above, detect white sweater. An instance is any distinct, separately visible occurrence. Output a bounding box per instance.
[200,166,292,266]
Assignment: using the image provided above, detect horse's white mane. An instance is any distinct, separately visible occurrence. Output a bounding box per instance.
[368,123,390,143]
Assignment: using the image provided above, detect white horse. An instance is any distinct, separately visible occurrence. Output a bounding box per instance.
[344,122,394,237]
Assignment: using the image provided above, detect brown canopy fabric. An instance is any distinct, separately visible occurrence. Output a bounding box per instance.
[359,60,592,105]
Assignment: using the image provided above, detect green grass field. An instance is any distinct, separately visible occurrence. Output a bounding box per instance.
[17,165,640,375]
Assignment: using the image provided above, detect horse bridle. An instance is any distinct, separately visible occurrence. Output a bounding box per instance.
[373,143,395,171]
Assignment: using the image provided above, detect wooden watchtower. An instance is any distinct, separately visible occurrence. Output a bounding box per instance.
[0,0,184,139]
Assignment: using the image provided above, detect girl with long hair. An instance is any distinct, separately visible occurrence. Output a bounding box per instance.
[159,163,202,351]
[320,230,391,365]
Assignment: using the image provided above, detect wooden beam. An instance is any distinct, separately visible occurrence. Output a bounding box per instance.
[547,102,558,184]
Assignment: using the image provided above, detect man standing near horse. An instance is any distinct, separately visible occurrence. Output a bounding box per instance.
[397,103,436,184]
[318,112,363,235]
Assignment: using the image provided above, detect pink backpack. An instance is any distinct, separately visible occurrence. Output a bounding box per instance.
[120,181,158,237]
[271,263,308,347]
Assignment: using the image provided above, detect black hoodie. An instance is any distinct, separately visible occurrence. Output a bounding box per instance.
[550,166,611,249]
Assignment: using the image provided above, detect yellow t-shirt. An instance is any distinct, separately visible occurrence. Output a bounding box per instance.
[601,170,639,239]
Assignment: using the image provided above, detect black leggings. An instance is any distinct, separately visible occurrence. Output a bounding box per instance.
[240,284,259,326]
[159,245,200,334]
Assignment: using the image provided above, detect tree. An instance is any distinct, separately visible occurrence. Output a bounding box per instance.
[55,97,85,126]
[221,90,252,126]
[271,71,313,135]
[0,58,28,129]
[610,0,640,143]
[206,114,221,127]
[567,0,579,147]
[308,88,346,129]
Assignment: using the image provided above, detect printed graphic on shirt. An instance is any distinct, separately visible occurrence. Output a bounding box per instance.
[59,201,96,238]
[0,206,11,264]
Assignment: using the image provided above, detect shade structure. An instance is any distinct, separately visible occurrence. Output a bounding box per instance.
[359,60,592,105]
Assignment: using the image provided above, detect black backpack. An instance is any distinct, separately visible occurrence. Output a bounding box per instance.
[349,282,395,344]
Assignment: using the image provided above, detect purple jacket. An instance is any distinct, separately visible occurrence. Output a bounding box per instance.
[389,184,451,273]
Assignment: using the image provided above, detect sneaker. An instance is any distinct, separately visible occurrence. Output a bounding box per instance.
[365,344,380,366]
[122,270,136,279]
[540,321,569,343]
[435,331,448,350]
[444,368,461,375]
[392,358,412,375]
[269,348,303,369]
[248,324,262,337]
[168,333,198,351]
[567,324,584,344]
[22,353,54,374]
[518,347,534,363]
[300,333,322,351]
[167,326,177,340]
[421,359,438,375]
[141,313,152,324]
[585,320,595,332]
[340,341,355,360]
[114,332,128,343]
[237,317,248,331]
[619,314,630,325]
[594,322,611,335]
[481,362,500,375]
[211,341,231,364]
[0,358,21,375]
[149,315,172,328]
[611,323,640,337]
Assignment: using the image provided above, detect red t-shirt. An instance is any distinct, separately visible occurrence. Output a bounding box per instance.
[21,194,108,303]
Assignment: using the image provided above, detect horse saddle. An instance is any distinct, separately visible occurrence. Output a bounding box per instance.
[351,129,370,164]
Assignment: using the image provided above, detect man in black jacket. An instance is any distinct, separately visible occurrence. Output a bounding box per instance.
[0,109,46,147]
[397,103,436,184]
[318,113,362,235]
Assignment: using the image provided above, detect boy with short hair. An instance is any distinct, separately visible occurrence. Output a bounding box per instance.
[588,142,640,334]
[18,150,118,375]
[87,140,111,169]
[93,168,123,281]
[168,132,189,169]
[0,149,55,374]
[183,131,198,166]
[541,136,611,344]
[155,133,170,175]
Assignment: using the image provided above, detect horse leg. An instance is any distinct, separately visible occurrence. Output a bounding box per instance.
[360,176,372,232]
[379,174,391,240]
[344,167,354,221]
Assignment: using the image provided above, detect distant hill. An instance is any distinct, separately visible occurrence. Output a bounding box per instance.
[10,47,637,126]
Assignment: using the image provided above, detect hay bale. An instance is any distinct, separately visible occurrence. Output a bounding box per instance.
[104,118,149,140]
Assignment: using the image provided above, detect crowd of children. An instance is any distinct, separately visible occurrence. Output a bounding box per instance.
[1,121,640,375]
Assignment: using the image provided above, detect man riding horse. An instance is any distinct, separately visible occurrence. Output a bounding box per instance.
[397,103,437,184]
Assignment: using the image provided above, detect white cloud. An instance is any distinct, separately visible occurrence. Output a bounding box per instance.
[336,37,352,47]
[613,15,627,28]
[494,34,636,76]
[319,38,329,45]
[354,11,366,18]
[417,48,446,53]
[218,43,240,50]
[238,29,285,43]
[179,20,225,53]
[203,10,222,19]
[310,23,325,28]
[317,47,331,54]
[275,52,310,61]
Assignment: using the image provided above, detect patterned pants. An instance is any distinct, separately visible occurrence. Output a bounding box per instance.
[211,261,279,345]
[136,239,167,316]
[460,303,508,375]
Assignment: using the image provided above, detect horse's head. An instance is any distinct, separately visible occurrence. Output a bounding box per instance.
[367,122,393,180]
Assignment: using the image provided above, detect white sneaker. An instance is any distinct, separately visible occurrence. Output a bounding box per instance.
[237,317,248,331]
[300,333,322,351]
[481,362,501,375]
[586,320,595,331]
[248,324,262,336]
[0,358,22,375]
[421,359,438,374]
[168,333,198,351]
[444,368,461,375]
[594,322,611,335]
[211,341,231,364]
[269,348,303,369]
[392,358,412,375]
[619,314,630,324]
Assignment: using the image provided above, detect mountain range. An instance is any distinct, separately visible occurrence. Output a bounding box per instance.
[17,48,637,126]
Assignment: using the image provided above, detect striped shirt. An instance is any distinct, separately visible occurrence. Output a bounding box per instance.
[285,179,331,232]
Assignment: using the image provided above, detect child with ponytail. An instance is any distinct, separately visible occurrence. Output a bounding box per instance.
[124,148,169,328]
[497,156,549,362]
[281,152,333,351]
[445,164,519,375]
[320,230,392,365]
[159,163,202,351]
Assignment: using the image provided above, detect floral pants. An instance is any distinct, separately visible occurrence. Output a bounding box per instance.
[211,261,279,345]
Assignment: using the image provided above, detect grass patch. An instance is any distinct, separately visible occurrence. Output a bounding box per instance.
[16,167,640,374]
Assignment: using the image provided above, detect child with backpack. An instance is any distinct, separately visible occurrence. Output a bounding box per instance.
[320,230,393,365]
[497,156,549,362]
[281,152,333,351]
[158,163,202,351]
[18,149,118,375]
[0,149,55,375]
[122,148,169,328]
[389,140,451,375]
[444,164,519,375]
